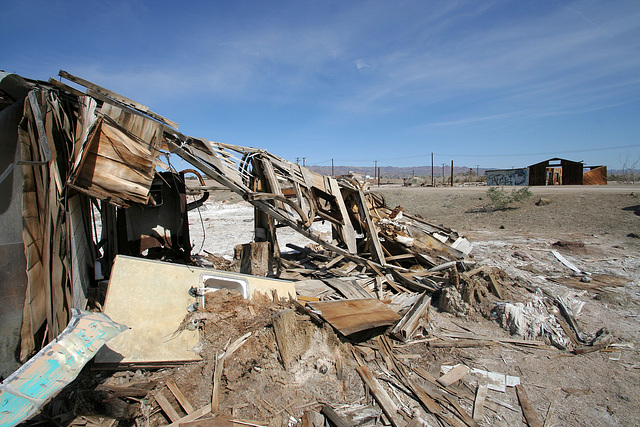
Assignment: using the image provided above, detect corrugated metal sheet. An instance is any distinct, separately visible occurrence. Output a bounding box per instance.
[583,166,607,185]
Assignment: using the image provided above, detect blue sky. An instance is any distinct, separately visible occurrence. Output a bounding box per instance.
[4,1,639,169]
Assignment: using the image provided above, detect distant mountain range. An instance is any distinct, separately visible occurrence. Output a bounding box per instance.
[306,165,486,178]
[306,165,622,178]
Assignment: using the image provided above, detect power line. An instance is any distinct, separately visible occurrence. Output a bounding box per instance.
[309,143,640,165]
[434,143,640,158]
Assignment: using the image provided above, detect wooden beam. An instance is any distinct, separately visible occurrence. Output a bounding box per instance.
[516,384,543,427]
[166,378,195,414]
[307,299,400,336]
[166,405,212,427]
[155,390,181,422]
[437,364,470,387]
[355,366,404,427]
[320,405,350,427]
[58,70,179,129]
[473,382,488,423]
[326,176,358,253]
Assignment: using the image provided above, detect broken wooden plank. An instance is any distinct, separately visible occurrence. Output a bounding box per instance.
[551,250,584,275]
[165,404,212,427]
[166,378,194,415]
[384,253,418,262]
[326,176,358,254]
[324,254,345,269]
[322,278,373,300]
[155,390,181,423]
[291,299,324,325]
[516,384,543,427]
[302,410,325,427]
[355,366,404,427]
[548,274,629,291]
[212,333,251,413]
[272,310,300,370]
[473,382,488,423]
[554,296,587,343]
[320,405,350,427]
[307,299,401,336]
[428,339,496,348]
[487,273,504,299]
[390,293,431,342]
[442,332,547,348]
[437,364,470,387]
[406,379,471,427]
[94,382,156,398]
[356,189,386,265]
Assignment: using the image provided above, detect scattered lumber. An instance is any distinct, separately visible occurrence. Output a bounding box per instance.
[154,390,181,422]
[166,378,194,414]
[165,405,212,427]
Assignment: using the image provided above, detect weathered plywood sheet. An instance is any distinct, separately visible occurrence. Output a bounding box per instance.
[307,299,400,336]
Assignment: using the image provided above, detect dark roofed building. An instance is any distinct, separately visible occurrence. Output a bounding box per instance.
[528,158,584,186]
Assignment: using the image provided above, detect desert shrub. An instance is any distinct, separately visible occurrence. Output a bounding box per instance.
[511,186,532,202]
[487,186,532,210]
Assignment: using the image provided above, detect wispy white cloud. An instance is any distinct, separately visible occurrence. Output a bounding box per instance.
[8,0,639,168]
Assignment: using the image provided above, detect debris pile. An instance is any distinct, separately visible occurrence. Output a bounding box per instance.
[0,71,634,427]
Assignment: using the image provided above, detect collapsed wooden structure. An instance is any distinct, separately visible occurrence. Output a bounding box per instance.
[2,70,618,427]
[0,70,470,371]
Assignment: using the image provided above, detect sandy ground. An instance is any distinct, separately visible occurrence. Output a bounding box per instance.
[183,183,640,426]
[188,190,331,259]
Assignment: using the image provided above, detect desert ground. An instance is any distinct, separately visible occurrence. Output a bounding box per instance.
[179,183,640,426]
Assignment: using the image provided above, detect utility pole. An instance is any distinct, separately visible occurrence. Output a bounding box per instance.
[442,163,445,186]
[378,166,381,187]
[431,152,434,186]
[451,160,454,187]
[476,164,480,176]
[374,160,378,182]
[296,157,300,165]
[331,158,334,176]
[303,157,306,167]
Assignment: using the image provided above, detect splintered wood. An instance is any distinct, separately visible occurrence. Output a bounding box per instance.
[306,299,401,336]
[356,366,404,427]
[212,333,251,413]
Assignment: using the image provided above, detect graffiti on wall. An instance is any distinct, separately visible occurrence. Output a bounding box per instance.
[486,168,529,186]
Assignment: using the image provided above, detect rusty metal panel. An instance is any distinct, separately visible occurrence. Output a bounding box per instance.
[583,166,607,185]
